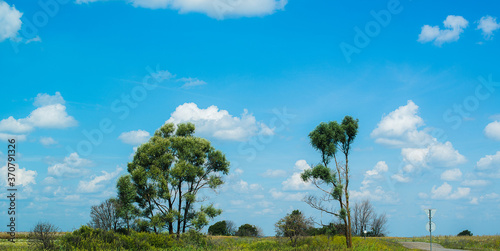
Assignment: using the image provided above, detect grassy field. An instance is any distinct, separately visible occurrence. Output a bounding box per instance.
[0,233,409,250]
[1,232,499,250]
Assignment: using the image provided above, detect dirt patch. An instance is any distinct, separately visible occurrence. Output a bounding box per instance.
[399,242,469,251]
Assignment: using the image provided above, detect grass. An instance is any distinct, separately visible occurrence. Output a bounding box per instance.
[1,231,498,250]
[0,233,410,250]
[385,235,500,251]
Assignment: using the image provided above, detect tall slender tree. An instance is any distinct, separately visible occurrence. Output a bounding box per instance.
[301,116,358,248]
[122,122,230,236]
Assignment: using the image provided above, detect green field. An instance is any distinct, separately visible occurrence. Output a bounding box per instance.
[1,231,499,250]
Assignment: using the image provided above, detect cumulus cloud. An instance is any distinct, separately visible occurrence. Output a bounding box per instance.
[476,151,500,170]
[77,167,123,193]
[118,130,151,145]
[418,15,469,46]
[372,100,466,177]
[484,121,500,140]
[350,186,398,203]
[351,161,398,202]
[371,100,433,147]
[0,92,77,134]
[40,137,57,146]
[0,133,27,141]
[166,103,273,141]
[0,164,37,187]
[77,0,287,19]
[431,182,470,200]
[477,15,500,40]
[441,168,462,181]
[282,160,314,191]
[48,152,92,177]
[401,142,466,170]
[232,179,262,193]
[0,1,22,42]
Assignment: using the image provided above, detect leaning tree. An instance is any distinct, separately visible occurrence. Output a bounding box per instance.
[118,122,230,236]
[301,116,358,248]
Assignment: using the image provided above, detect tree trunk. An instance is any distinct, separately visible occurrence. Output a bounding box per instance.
[176,184,182,239]
[345,158,352,248]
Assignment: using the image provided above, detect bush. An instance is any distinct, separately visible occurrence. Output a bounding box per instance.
[236,224,259,237]
[208,221,228,236]
[275,210,314,246]
[28,221,60,250]
[458,230,473,236]
[60,225,181,250]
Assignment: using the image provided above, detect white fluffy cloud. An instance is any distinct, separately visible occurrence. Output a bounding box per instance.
[0,133,26,141]
[0,1,22,42]
[401,142,466,170]
[76,0,287,19]
[0,164,37,187]
[418,15,469,46]
[48,152,92,177]
[350,186,398,203]
[477,15,500,40]
[282,160,313,191]
[484,121,500,141]
[77,167,123,193]
[352,161,398,202]
[372,100,466,176]
[232,179,262,193]
[441,168,462,181]
[166,103,273,141]
[371,100,433,147]
[476,151,500,170]
[118,130,151,145]
[0,92,77,134]
[40,137,57,146]
[431,182,470,200]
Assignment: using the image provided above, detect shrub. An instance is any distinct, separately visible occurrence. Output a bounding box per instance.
[208,221,228,236]
[275,210,314,246]
[458,230,473,236]
[28,221,60,250]
[236,224,259,237]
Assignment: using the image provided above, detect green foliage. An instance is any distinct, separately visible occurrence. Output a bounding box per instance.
[275,210,314,246]
[236,224,259,237]
[116,175,137,231]
[208,221,228,236]
[458,229,473,236]
[301,116,359,248]
[124,122,230,234]
[307,222,344,236]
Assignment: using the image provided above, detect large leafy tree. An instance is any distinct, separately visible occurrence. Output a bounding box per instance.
[301,116,358,248]
[119,122,230,236]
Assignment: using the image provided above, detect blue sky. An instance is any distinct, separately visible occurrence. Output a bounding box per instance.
[1,0,500,237]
